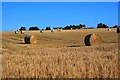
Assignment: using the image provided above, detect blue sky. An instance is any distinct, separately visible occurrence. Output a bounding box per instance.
[2,2,118,31]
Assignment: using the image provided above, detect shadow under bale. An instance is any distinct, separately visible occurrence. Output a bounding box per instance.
[17,42,26,44]
[24,35,37,44]
[67,45,81,47]
[84,33,102,46]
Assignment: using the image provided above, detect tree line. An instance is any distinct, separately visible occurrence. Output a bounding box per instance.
[19,23,119,31]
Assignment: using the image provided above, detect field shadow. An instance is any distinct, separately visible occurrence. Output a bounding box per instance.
[103,41,117,43]
[107,42,117,43]
[17,42,26,44]
[67,45,84,47]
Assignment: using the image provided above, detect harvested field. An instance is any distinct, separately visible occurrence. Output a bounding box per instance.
[2,28,119,78]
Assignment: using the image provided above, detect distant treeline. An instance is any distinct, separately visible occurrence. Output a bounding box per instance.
[63,24,85,30]
[19,23,119,31]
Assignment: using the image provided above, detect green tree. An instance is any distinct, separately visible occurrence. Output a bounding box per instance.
[63,25,71,30]
[19,26,26,31]
[97,23,103,28]
[112,25,118,28]
[97,23,108,28]
[45,27,51,30]
[29,26,39,30]
[53,27,62,30]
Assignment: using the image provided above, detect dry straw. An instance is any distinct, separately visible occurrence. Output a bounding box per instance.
[84,33,102,46]
[24,35,37,44]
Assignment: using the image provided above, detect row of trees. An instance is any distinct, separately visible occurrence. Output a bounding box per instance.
[63,24,85,30]
[19,23,119,31]
[19,26,51,31]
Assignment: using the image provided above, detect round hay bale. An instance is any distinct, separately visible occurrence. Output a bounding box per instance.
[84,33,102,46]
[51,30,54,32]
[58,29,61,32]
[117,27,120,33]
[107,28,111,32]
[15,31,17,34]
[20,30,25,34]
[15,31,18,34]
[40,30,43,33]
[24,35,37,44]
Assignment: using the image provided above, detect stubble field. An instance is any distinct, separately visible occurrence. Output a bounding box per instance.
[1,28,119,78]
